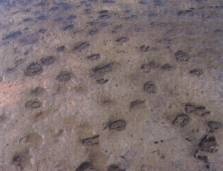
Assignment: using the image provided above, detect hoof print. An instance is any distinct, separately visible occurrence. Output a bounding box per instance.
[207,121,222,132]
[40,56,56,66]
[76,161,95,171]
[81,135,99,146]
[107,164,125,171]
[56,71,73,82]
[172,113,190,127]
[198,134,218,153]
[25,99,42,109]
[24,62,43,77]
[108,119,127,131]
[73,41,90,52]
[184,103,210,116]
[143,81,157,94]
[175,50,190,62]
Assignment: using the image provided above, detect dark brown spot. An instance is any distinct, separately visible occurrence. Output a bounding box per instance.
[40,56,56,66]
[108,119,127,131]
[81,135,99,146]
[143,81,157,94]
[175,50,190,62]
[24,62,43,77]
[25,99,42,109]
[56,71,73,82]
[172,113,190,127]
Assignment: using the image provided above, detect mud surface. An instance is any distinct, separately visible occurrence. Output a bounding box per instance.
[0,0,223,171]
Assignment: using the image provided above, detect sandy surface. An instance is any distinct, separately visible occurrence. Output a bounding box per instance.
[0,0,223,171]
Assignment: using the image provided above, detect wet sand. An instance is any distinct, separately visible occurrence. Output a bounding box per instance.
[0,0,223,171]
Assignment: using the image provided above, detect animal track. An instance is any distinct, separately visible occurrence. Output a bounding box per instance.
[73,41,90,52]
[30,86,45,95]
[40,56,56,66]
[81,135,100,146]
[25,99,42,109]
[76,161,95,171]
[207,121,222,132]
[107,119,127,131]
[129,99,145,109]
[189,68,203,76]
[143,81,157,94]
[175,50,190,62]
[172,113,190,127]
[86,54,101,61]
[24,62,43,77]
[107,164,125,171]
[115,37,129,44]
[198,134,218,153]
[56,71,73,82]
[11,149,30,170]
[141,61,160,73]
[3,31,22,40]
[184,103,210,116]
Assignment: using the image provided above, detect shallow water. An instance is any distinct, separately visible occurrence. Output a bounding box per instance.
[0,0,223,171]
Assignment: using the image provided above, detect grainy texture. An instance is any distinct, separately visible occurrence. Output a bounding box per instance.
[0,0,223,171]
